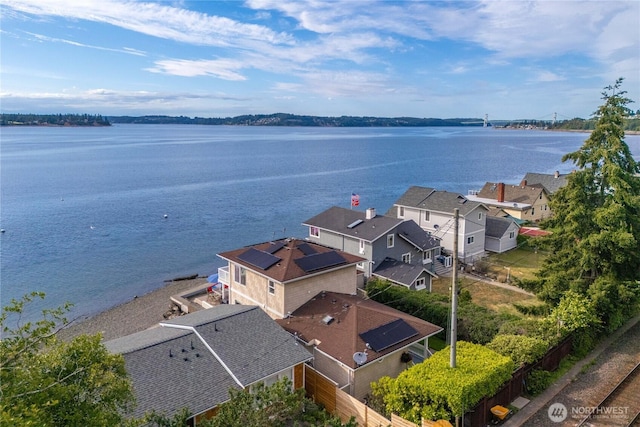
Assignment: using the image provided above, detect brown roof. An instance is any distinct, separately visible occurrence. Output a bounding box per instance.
[276,292,443,369]
[217,238,365,283]
[477,182,546,205]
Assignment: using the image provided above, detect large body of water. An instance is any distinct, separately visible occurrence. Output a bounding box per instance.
[2,125,639,322]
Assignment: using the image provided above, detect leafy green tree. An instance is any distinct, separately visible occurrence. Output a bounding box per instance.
[535,78,640,330]
[0,292,134,426]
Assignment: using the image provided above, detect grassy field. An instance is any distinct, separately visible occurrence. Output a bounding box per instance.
[431,246,547,316]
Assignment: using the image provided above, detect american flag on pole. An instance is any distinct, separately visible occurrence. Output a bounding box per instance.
[351,193,360,207]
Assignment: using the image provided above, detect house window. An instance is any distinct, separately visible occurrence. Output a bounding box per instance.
[268,280,275,295]
[357,262,365,270]
[398,206,405,218]
[531,208,535,215]
[509,231,515,239]
[467,236,474,244]
[234,265,246,285]
[478,212,482,220]
[424,211,430,222]
[423,251,430,263]
[387,234,395,248]
[309,226,319,238]
[402,253,411,263]
[359,239,365,254]
[415,277,426,290]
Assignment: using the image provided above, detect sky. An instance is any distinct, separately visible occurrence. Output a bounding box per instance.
[1,0,638,120]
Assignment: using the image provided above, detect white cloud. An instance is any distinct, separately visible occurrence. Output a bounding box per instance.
[147,58,247,80]
[2,0,293,47]
[27,32,146,56]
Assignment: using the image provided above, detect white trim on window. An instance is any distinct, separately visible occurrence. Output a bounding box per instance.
[398,206,405,218]
[234,264,246,285]
[387,234,395,248]
[402,252,411,263]
[309,226,319,238]
[467,236,474,244]
[268,280,275,295]
[359,239,365,254]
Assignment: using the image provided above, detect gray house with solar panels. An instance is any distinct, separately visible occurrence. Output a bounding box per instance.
[302,206,442,291]
[217,238,365,320]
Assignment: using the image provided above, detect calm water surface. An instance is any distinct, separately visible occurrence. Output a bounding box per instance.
[2,125,639,321]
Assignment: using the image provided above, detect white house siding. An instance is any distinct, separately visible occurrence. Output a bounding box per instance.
[460,207,487,263]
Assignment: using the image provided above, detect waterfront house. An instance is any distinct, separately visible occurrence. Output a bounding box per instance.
[388,186,488,264]
[302,206,442,291]
[467,182,551,222]
[521,171,568,196]
[105,305,312,426]
[217,238,365,319]
[276,291,443,399]
[484,216,520,253]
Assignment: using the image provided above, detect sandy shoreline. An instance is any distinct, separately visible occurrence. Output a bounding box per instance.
[57,277,209,342]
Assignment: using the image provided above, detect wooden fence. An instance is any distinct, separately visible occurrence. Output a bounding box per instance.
[464,335,573,426]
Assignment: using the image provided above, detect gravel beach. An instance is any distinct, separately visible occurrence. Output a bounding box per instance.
[57,277,209,342]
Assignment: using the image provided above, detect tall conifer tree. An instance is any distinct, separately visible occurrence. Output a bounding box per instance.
[535,78,640,330]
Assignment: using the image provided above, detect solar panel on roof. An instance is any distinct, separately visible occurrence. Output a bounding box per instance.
[238,247,281,270]
[359,319,418,352]
[297,242,317,255]
[265,241,286,254]
[295,251,346,273]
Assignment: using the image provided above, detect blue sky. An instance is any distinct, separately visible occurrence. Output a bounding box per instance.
[1,0,638,119]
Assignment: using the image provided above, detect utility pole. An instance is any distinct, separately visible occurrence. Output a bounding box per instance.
[450,208,459,368]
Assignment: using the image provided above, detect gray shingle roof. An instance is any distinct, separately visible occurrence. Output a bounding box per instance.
[389,186,486,217]
[372,258,432,287]
[396,220,440,250]
[105,305,312,420]
[106,327,239,419]
[485,216,519,238]
[302,206,402,242]
[163,306,312,387]
[522,172,568,194]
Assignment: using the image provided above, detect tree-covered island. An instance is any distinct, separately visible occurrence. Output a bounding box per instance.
[1,113,111,127]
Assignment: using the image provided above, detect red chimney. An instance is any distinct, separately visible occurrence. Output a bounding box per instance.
[497,182,505,203]
[520,179,527,187]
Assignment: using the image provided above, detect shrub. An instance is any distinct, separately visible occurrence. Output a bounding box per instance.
[371,342,514,422]
[526,369,553,396]
[487,334,548,367]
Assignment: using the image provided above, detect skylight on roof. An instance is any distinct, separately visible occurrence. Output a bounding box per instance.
[347,219,364,229]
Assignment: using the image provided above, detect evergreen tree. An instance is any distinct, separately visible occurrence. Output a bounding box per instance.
[535,78,640,330]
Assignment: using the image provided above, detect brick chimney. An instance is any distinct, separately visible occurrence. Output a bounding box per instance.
[366,207,376,219]
[520,179,527,187]
[497,182,505,203]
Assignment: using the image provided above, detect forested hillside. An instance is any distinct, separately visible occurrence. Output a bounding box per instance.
[1,114,110,126]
